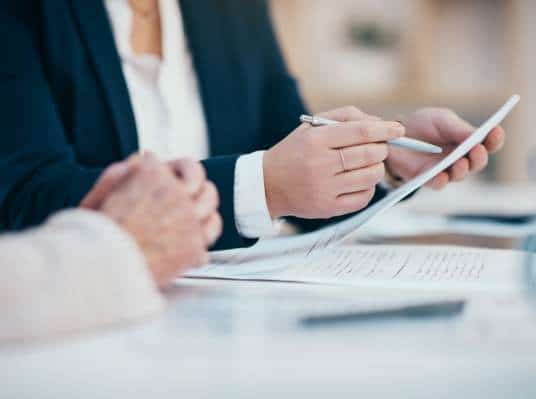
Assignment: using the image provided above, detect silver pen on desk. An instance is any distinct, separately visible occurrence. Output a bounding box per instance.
[300,115,443,154]
[300,300,466,327]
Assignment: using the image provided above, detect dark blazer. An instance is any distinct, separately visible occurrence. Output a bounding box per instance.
[0,0,387,250]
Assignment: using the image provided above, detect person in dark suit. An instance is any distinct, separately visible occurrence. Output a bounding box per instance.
[0,0,505,250]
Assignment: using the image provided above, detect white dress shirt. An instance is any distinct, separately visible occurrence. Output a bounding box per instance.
[105,0,278,238]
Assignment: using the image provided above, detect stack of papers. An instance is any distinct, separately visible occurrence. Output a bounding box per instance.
[188,245,524,293]
[186,96,523,295]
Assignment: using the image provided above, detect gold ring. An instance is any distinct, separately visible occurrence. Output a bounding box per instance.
[338,148,347,173]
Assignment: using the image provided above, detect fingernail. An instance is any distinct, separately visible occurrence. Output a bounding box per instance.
[389,124,405,136]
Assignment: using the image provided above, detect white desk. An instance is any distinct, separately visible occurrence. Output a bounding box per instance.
[2,277,536,398]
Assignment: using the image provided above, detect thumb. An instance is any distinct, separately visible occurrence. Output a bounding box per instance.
[80,162,131,210]
[167,158,206,196]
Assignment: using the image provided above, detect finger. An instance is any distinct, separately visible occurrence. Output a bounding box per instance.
[127,153,144,163]
[141,168,190,220]
[448,158,470,182]
[316,120,404,148]
[316,106,370,122]
[334,163,385,194]
[334,144,389,172]
[80,162,131,209]
[130,154,164,171]
[483,126,505,154]
[203,212,223,247]
[426,172,449,190]
[434,111,475,144]
[467,144,489,173]
[194,182,219,220]
[335,188,376,216]
[112,161,167,205]
[168,158,206,196]
[142,151,159,161]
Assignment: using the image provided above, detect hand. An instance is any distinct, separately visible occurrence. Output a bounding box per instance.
[385,108,506,190]
[81,155,215,288]
[263,106,405,219]
[167,158,222,246]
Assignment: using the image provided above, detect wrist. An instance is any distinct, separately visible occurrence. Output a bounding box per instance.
[263,149,287,219]
[234,151,281,238]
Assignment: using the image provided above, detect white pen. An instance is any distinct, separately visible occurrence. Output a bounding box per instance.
[300,114,443,154]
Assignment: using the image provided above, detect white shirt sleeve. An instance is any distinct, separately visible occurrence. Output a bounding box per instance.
[234,151,281,239]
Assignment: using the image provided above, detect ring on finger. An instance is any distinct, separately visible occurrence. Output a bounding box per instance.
[338,148,348,173]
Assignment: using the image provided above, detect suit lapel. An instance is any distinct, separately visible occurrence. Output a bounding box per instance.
[70,0,139,157]
[179,0,246,156]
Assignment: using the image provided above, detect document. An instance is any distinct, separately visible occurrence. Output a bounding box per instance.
[214,95,520,259]
[189,245,524,293]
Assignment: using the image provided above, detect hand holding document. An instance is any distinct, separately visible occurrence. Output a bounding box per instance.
[217,95,520,259]
[187,96,522,292]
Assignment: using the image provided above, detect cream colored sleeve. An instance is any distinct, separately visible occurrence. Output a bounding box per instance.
[0,209,164,343]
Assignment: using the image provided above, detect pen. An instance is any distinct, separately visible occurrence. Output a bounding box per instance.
[300,300,466,327]
[300,114,443,154]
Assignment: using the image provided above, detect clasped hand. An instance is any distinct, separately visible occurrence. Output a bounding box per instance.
[80,153,222,288]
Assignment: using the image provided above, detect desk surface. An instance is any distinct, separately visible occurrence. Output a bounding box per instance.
[2,266,536,398]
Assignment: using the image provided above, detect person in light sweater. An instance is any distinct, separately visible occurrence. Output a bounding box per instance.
[0,154,221,343]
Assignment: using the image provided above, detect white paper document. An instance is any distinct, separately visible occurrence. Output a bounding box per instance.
[189,245,524,293]
[215,95,520,259]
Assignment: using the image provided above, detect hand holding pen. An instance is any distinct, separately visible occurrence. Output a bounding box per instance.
[263,106,404,220]
[261,104,506,222]
[301,106,506,191]
[300,114,443,154]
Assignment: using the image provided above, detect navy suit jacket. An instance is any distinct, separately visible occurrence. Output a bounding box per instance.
[0,0,387,250]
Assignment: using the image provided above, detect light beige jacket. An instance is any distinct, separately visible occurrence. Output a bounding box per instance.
[0,209,164,343]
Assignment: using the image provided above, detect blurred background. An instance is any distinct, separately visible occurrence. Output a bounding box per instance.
[270,0,536,183]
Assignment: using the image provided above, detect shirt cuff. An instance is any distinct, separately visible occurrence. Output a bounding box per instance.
[234,151,281,238]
